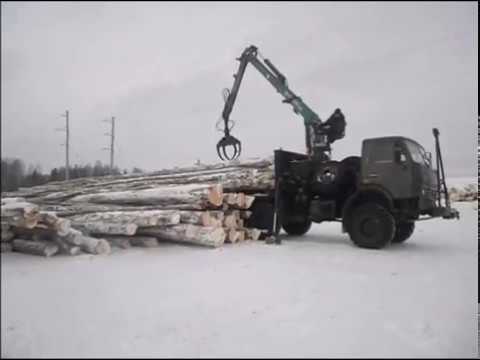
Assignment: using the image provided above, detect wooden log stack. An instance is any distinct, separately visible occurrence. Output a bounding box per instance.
[449,184,478,202]
[0,158,274,257]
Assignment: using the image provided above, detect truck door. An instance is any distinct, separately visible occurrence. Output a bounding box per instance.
[361,139,413,198]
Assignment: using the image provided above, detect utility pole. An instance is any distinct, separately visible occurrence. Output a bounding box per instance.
[56,110,70,180]
[103,116,115,174]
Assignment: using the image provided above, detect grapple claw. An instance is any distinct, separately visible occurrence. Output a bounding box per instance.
[216,134,241,161]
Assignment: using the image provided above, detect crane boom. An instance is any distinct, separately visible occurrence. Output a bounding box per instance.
[216,45,346,161]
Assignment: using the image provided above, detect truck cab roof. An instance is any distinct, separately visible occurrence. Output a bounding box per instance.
[362,136,423,148]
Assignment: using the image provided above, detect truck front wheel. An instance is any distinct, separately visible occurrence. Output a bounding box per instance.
[392,222,415,243]
[349,203,395,249]
[282,219,312,236]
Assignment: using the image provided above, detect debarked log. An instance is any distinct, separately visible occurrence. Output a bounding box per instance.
[137,224,226,248]
[68,210,181,227]
[102,236,132,249]
[59,229,111,255]
[70,222,138,236]
[68,183,224,208]
[129,236,159,248]
[12,238,59,257]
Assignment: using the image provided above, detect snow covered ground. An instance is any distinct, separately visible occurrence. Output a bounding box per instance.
[1,201,477,358]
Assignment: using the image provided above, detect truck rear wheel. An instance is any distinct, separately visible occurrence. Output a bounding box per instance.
[392,222,415,243]
[349,203,395,249]
[282,219,312,236]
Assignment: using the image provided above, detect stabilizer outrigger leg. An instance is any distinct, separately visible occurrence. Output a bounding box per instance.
[433,128,460,219]
[265,177,283,244]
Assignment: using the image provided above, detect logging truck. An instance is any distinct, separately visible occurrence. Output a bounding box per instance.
[216,45,459,249]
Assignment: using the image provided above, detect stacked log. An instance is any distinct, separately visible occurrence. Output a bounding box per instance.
[1,200,40,229]
[0,198,111,256]
[1,158,274,256]
[449,184,478,202]
[12,239,59,257]
[137,225,226,248]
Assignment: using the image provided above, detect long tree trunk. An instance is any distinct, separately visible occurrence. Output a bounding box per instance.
[34,168,265,202]
[55,240,83,256]
[1,197,27,205]
[68,183,224,208]
[12,239,59,257]
[129,236,159,247]
[137,224,226,248]
[68,210,181,227]
[2,158,272,201]
[71,222,138,236]
[10,225,57,242]
[26,166,273,204]
[179,211,213,226]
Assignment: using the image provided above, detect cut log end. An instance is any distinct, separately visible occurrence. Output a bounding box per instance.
[225,228,240,243]
[95,239,111,254]
[207,184,224,207]
[245,228,262,241]
[243,196,255,209]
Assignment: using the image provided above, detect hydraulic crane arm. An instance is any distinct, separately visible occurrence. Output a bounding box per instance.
[221,45,320,127]
[216,45,346,161]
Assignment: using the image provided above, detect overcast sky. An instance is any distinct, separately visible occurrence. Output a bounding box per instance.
[1,1,478,176]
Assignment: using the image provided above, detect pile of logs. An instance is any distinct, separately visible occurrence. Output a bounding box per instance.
[449,184,478,202]
[1,158,274,257]
[4,155,473,258]
[1,198,111,256]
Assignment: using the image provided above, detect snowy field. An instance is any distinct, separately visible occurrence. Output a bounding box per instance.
[447,176,478,190]
[1,201,477,358]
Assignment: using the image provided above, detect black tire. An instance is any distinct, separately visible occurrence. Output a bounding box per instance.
[282,219,312,236]
[349,203,395,249]
[392,222,415,243]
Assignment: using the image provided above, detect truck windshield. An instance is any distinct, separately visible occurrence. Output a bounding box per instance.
[405,140,430,167]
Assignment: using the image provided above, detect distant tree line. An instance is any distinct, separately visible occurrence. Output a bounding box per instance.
[1,158,144,192]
